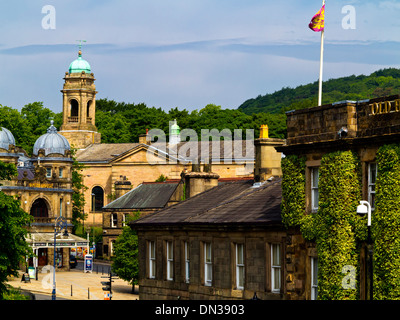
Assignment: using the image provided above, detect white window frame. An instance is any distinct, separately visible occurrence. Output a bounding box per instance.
[311,167,320,212]
[184,241,190,283]
[166,241,174,281]
[59,168,63,178]
[111,213,118,228]
[368,163,377,211]
[236,243,245,290]
[271,243,281,293]
[46,167,52,178]
[204,242,212,286]
[149,241,156,279]
[311,257,318,300]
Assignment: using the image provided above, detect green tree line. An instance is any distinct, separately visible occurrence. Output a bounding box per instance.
[2,67,399,154]
[239,68,400,114]
[0,101,286,156]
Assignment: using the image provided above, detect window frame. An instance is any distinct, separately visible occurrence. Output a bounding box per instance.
[311,167,320,212]
[311,257,318,300]
[148,240,156,279]
[166,241,174,281]
[271,243,281,293]
[204,242,212,286]
[184,241,190,283]
[235,243,245,290]
[368,162,377,211]
[110,213,118,228]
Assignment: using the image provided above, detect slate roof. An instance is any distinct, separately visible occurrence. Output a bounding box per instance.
[17,168,35,180]
[103,181,180,210]
[75,140,254,163]
[75,143,139,162]
[130,177,282,228]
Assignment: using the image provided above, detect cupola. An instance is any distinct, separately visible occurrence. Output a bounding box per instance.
[33,121,71,156]
[68,50,91,74]
[0,127,16,150]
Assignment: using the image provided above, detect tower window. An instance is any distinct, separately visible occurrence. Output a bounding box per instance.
[70,99,79,118]
[87,100,92,118]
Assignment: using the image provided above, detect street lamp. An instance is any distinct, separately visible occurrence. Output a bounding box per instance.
[357,200,373,300]
[52,215,69,300]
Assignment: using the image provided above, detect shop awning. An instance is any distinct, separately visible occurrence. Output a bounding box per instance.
[26,232,89,249]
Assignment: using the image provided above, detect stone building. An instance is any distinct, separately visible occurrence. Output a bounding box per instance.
[0,123,88,271]
[57,49,256,228]
[130,130,286,300]
[102,179,184,256]
[277,95,400,300]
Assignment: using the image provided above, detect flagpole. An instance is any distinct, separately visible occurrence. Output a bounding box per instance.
[318,0,325,106]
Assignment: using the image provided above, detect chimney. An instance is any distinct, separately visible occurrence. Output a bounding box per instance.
[114,175,132,199]
[254,124,285,182]
[184,159,219,198]
[139,129,151,145]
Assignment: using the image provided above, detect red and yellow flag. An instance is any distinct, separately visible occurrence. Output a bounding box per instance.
[309,4,325,32]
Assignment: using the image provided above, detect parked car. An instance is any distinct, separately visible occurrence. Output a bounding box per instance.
[69,255,77,268]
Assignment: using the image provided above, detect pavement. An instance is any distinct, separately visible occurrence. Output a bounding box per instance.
[6,266,139,300]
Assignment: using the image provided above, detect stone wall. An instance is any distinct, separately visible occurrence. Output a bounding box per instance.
[137,229,286,300]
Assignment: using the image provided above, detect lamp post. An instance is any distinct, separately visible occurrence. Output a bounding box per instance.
[357,200,373,300]
[52,215,69,301]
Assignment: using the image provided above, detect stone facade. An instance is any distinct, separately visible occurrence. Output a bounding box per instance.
[136,228,286,300]
[0,124,88,271]
[278,94,400,300]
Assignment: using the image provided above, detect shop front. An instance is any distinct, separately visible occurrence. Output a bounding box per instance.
[26,232,89,271]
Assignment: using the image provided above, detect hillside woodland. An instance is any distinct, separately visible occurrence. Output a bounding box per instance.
[1,68,399,155]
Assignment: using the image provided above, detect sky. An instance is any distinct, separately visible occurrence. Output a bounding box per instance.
[1,0,400,113]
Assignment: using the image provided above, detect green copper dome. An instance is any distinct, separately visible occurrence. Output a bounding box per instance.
[69,50,91,74]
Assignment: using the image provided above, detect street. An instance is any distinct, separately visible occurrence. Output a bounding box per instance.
[6,261,138,300]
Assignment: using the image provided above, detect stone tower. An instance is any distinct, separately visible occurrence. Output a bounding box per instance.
[59,48,101,149]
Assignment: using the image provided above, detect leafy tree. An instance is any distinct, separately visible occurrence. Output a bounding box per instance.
[111,212,140,293]
[0,161,33,299]
[70,148,88,232]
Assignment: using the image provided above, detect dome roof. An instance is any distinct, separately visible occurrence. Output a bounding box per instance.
[170,119,180,134]
[33,121,70,156]
[69,50,91,74]
[0,127,16,150]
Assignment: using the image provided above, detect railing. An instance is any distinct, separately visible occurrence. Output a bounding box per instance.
[32,217,53,224]
[68,116,79,123]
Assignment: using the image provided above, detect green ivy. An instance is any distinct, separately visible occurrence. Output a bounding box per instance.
[281,155,306,228]
[282,151,366,300]
[374,144,400,299]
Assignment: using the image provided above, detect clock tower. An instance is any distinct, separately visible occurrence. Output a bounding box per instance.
[59,48,101,149]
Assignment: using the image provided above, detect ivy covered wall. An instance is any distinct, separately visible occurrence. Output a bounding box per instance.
[374,144,400,299]
[282,150,367,300]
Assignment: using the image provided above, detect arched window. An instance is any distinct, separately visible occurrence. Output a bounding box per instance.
[87,100,92,119]
[92,186,104,212]
[70,99,79,118]
[30,198,49,218]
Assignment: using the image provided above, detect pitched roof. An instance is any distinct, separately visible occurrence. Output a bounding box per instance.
[75,140,254,163]
[103,181,180,210]
[131,178,282,228]
[75,143,139,162]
